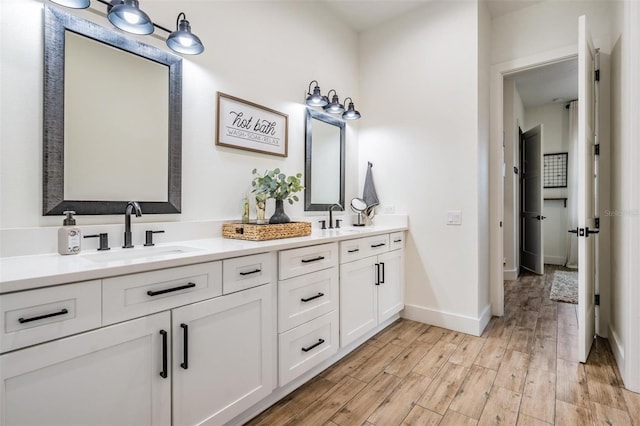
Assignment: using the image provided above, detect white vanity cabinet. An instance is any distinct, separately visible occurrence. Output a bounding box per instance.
[0,311,172,426]
[339,232,405,347]
[277,243,339,386]
[0,254,274,426]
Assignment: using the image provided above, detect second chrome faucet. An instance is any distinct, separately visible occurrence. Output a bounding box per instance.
[123,201,142,248]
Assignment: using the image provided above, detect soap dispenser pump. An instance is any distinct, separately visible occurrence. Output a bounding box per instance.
[58,210,81,255]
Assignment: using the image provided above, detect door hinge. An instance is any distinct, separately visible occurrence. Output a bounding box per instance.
[595,144,600,155]
[595,217,600,229]
[595,294,600,306]
[595,69,600,82]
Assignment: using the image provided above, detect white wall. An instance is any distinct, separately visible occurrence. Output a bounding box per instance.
[502,79,525,279]
[0,0,360,229]
[491,0,613,64]
[359,0,490,335]
[525,102,570,266]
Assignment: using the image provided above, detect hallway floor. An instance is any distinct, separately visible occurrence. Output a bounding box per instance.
[247,265,640,425]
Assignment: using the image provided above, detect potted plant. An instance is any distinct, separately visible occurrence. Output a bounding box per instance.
[251,168,304,224]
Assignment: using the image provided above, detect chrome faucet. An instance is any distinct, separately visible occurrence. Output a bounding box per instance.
[329,203,343,229]
[123,201,142,248]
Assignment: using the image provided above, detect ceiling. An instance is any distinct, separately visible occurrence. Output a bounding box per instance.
[320,0,544,32]
[508,59,578,108]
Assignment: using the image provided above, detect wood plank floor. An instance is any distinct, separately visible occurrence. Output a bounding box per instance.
[247,265,640,425]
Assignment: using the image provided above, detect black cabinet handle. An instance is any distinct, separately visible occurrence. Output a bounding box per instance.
[239,269,261,276]
[380,262,386,284]
[180,323,189,370]
[568,228,578,234]
[347,248,360,253]
[301,292,324,302]
[375,263,381,285]
[147,282,196,296]
[301,338,325,352]
[18,308,69,324]
[371,243,386,248]
[393,239,402,243]
[301,256,325,263]
[160,330,168,379]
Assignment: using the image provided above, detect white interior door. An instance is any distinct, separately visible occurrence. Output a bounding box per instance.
[521,125,544,274]
[577,15,597,363]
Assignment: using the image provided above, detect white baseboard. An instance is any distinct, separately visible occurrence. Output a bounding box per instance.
[402,304,492,337]
[503,268,518,281]
[609,324,625,382]
[544,255,566,266]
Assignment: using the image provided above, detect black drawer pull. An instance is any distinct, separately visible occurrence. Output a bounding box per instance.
[301,338,325,352]
[347,248,360,253]
[301,292,325,302]
[393,239,402,243]
[160,330,168,379]
[180,323,189,370]
[147,282,196,296]
[239,269,261,276]
[301,256,325,263]
[371,243,386,248]
[18,308,69,324]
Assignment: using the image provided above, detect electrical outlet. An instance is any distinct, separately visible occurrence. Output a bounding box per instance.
[381,205,395,214]
[446,210,462,225]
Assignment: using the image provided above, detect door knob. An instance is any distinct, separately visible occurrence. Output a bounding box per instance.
[536,215,547,220]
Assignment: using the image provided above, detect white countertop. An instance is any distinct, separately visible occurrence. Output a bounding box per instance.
[0,224,407,294]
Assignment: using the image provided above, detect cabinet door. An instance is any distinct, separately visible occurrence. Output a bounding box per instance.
[378,249,405,323]
[339,257,377,347]
[172,284,273,426]
[0,312,171,426]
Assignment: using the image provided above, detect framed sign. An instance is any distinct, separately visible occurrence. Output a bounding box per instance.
[216,92,288,157]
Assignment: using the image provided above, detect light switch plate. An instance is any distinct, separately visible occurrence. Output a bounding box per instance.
[447,210,462,225]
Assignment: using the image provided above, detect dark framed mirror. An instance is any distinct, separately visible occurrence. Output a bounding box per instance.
[43,6,182,215]
[304,108,345,211]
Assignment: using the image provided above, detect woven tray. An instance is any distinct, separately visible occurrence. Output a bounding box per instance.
[222,221,312,241]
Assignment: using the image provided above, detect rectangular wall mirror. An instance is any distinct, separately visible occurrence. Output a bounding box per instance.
[304,108,345,211]
[43,6,182,215]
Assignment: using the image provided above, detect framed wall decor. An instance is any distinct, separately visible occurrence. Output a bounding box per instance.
[216,92,288,157]
[543,152,568,188]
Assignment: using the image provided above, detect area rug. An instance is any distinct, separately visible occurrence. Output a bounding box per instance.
[550,270,578,304]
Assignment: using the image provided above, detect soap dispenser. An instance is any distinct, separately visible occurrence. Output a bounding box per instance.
[58,211,81,255]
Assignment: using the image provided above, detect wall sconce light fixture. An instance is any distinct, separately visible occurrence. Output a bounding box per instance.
[305,80,360,120]
[323,89,345,114]
[49,0,205,55]
[342,97,361,120]
[166,13,205,55]
[305,80,329,107]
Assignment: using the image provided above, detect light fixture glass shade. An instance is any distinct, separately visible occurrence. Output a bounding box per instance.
[342,100,361,120]
[50,0,90,8]
[305,82,328,107]
[323,92,345,114]
[167,16,204,55]
[108,0,154,35]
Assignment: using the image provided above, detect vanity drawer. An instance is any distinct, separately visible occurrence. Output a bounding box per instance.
[103,261,222,325]
[278,309,338,386]
[339,234,390,263]
[0,280,101,353]
[279,243,338,280]
[390,231,405,251]
[278,267,338,333]
[223,252,273,295]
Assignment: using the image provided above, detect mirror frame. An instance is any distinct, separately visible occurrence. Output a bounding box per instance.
[304,108,345,211]
[43,6,182,215]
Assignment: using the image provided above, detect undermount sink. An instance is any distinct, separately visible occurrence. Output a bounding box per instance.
[84,245,201,263]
